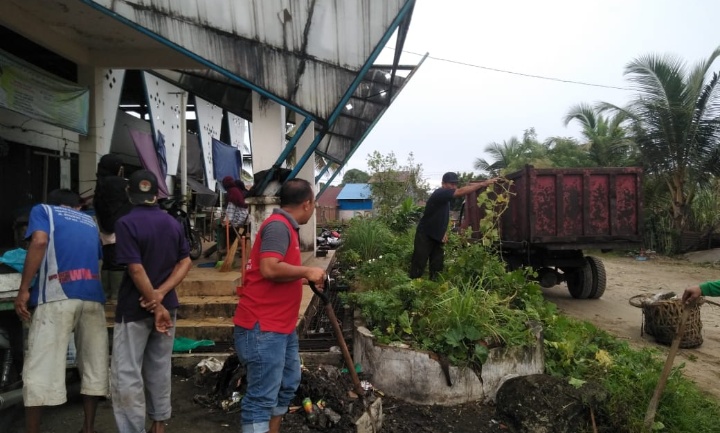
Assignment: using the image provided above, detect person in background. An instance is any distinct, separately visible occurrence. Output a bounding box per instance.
[14,188,108,433]
[410,172,500,280]
[223,176,249,248]
[236,178,250,198]
[111,170,191,433]
[92,153,132,301]
[233,178,326,433]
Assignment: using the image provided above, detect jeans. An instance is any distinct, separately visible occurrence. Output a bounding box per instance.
[234,323,301,433]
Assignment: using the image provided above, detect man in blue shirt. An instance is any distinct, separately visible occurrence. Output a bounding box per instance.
[111,170,191,433]
[14,188,107,433]
[410,172,498,280]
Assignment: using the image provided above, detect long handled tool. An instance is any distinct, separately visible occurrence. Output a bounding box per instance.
[309,280,364,397]
[643,300,693,431]
[220,225,243,273]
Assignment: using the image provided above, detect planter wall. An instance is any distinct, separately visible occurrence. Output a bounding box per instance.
[354,323,544,405]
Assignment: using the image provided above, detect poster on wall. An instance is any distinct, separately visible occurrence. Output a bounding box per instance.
[0,49,90,134]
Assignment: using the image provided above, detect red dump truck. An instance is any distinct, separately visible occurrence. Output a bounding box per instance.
[460,165,643,299]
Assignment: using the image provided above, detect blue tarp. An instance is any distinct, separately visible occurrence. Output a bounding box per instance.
[0,248,26,273]
[212,138,241,182]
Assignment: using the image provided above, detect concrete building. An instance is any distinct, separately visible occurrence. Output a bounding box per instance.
[0,0,423,251]
[337,183,373,221]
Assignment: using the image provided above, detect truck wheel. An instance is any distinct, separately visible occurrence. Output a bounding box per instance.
[566,262,593,299]
[586,256,607,299]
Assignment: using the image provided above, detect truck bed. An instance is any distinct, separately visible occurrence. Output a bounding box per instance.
[461,165,643,249]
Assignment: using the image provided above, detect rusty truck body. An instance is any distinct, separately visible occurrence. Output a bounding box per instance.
[460,165,643,299]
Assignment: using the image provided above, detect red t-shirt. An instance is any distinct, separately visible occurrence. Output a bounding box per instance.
[233,213,303,334]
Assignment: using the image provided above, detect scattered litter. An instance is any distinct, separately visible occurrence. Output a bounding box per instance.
[196,357,224,373]
[173,337,215,353]
[340,363,362,374]
[220,391,242,412]
[360,380,373,391]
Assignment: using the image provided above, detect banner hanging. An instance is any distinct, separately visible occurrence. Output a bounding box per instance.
[0,49,90,134]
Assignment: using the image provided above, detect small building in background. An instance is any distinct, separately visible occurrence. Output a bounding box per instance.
[316,185,342,225]
[337,183,373,221]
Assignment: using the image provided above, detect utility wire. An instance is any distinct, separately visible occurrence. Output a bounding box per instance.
[386,47,632,91]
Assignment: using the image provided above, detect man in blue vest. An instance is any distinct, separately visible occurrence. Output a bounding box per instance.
[14,188,107,433]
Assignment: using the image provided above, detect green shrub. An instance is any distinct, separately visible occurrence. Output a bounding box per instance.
[338,194,720,431]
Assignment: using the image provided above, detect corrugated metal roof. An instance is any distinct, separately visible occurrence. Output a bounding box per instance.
[0,0,423,189]
[337,183,371,200]
[316,185,342,207]
[85,0,423,182]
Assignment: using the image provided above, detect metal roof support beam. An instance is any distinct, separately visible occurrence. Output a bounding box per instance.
[254,117,313,195]
[388,3,415,102]
[315,164,330,185]
[290,0,417,185]
[80,0,319,123]
[319,51,428,195]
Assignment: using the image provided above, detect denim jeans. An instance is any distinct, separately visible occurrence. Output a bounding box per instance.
[234,323,301,433]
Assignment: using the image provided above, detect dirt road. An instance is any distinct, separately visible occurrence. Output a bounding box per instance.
[542,254,720,400]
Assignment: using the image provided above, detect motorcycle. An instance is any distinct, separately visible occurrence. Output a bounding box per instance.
[316,227,342,250]
[160,198,203,260]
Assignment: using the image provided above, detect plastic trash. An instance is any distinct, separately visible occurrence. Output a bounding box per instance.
[220,391,243,412]
[172,337,215,353]
[196,356,224,373]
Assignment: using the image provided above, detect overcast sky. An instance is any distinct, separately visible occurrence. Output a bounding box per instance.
[342,0,720,187]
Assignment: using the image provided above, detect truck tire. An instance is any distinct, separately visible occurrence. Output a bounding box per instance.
[586,256,607,299]
[566,262,593,299]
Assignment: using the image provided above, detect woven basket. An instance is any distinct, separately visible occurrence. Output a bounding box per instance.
[629,294,704,349]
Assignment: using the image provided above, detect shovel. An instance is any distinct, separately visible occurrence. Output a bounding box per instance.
[643,300,694,431]
[309,280,364,397]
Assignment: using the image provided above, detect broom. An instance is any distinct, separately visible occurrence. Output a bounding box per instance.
[219,223,239,272]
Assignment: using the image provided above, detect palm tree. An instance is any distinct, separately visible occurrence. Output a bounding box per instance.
[602,47,720,232]
[563,103,636,167]
[474,130,547,176]
[600,47,720,233]
[543,136,593,168]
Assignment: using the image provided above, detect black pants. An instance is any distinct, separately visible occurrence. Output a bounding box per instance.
[409,230,444,280]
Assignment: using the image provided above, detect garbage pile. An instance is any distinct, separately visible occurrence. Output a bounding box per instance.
[192,354,379,431]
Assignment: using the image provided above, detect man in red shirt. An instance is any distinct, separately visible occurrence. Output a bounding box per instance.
[233,178,326,433]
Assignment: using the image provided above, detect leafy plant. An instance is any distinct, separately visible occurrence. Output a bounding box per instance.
[380,197,424,233]
[338,187,720,432]
[338,217,393,265]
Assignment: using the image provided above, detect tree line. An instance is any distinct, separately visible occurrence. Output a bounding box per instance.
[341,47,720,254]
[474,47,720,254]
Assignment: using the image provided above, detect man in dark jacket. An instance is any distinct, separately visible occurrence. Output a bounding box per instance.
[92,154,132,301]
[410,172,499,280]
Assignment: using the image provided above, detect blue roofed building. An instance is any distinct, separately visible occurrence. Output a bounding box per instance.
[337,183,373,221]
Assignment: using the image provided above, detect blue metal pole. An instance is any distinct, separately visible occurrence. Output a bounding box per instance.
[254,117,312,194]
[315,165,330,185]
[287,0,416,181]
[319,51,428,196]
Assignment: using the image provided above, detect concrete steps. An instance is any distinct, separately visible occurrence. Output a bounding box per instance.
[104,252,335,346]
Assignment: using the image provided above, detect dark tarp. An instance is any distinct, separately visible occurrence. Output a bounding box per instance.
[187,177,217,208]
